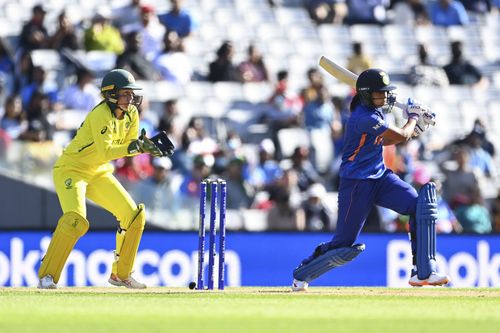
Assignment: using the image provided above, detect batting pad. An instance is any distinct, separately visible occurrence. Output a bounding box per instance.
[416,182,438,280]
[293,243,365,283]
[38,212,89,283]
[116,204,146,280]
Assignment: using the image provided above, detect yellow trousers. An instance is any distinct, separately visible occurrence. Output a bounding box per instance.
[53,164,137,226]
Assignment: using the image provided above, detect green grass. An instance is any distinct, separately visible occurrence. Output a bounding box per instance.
[1,288,499,333]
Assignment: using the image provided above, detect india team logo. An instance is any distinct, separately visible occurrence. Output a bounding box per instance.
[380,72,390,85]
[64,178,72,189]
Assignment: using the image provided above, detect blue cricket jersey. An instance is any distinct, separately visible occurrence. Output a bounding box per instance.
[339,104,389,179]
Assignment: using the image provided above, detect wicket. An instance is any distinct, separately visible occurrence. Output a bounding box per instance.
[197,178,227,290]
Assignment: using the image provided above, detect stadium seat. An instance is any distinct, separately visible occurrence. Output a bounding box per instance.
[243,82,273,104]
[31,49,62,71]
[84,50,117,74]
[277,127,310,159]
[213,82,244,102]
[274,7,311,26]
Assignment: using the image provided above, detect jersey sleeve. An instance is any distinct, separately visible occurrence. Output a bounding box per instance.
[356,112,388,136]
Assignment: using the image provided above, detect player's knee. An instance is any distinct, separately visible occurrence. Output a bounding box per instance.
[58,211,90,237]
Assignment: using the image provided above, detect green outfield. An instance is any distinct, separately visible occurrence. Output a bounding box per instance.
[1,287,499,333]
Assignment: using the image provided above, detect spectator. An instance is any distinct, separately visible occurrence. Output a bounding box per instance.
[19,90,53,142]
[84,9,125,54]
[0,95,26,139]
[115,155,154,190]
[441,145,481,208]
[302,86,340,171]
[301,68,324,104]
[157,99,180,139]
[470,118,495,157]
[306,0,348,25]
[267,167,306,231]
[443,41,488,88]
[122,4,166,61]
[345,0,390,25]
[112,0,142,29]
[458,0,492,14]
[267,70,303,128]
[302,183,334,231]
[179,154,213,208]
[492,192,500,233]
[249,138,284,190]
[0,37,15,95]
[181,117,218,156]
[158,0,196,38]
[20,66,58,107]
[346,42,373,75]
[49,11,81,51]
[290,145,322,192]
[463,127,496,179]
[224,156,255,209]
[408,44,449,87]
[454,186,492,233]
[303,86,337,132]
[58,68,100,111]
[153,29,192,84]
[428,0,469,26]
[116,31,160,81]
[391,0,431,26]
[13,51,34,95]
[208,41,241,83]
[238,44,270,83]
[19,4,49,51]
[132,156,182,213]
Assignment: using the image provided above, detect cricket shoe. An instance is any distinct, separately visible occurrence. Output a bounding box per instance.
[109,273,147,289]
[409,271,450,287]
[38,275,57,289]
[291,279,308,292]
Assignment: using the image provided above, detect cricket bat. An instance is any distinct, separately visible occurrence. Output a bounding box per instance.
[318,55,407,110]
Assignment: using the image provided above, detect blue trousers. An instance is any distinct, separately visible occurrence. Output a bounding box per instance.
[331,170,418,254]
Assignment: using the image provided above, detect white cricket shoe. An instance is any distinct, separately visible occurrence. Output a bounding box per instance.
[38,275,57,289]
[291,279,308,292]
[409,272,450,287]
[109,273,147,289]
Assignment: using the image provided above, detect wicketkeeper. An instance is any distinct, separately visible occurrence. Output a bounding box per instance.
[38,69,174,289]
[292,68,448,291]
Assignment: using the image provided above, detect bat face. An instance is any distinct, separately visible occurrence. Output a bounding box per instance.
[318,56,358,88]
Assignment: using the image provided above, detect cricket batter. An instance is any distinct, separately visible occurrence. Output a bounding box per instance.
[292,69,449,290]
[38,69,174,289]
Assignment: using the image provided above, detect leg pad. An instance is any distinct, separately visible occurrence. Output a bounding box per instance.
[116,204,146,280]
[416,182,438,279]
[38,212,89,283]
[293,243,365,283]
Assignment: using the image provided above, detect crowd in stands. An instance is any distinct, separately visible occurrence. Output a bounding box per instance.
[0,0,499,233]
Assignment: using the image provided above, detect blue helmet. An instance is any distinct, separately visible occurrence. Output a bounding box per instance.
[356,69,396,107]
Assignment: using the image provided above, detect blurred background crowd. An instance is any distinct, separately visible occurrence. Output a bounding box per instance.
[0,0,499,233]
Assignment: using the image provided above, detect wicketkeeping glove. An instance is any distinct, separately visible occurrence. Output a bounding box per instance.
[128,129,164,157]
[150,131,175,157]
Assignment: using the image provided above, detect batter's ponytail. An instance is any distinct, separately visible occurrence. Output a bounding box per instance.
[350,94,361,112]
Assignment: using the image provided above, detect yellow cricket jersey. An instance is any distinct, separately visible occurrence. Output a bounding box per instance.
[56,101,139,172]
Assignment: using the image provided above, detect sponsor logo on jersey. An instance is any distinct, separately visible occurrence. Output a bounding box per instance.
[372,122,383,130]
[64,178,72,189]
[101,126,107,134]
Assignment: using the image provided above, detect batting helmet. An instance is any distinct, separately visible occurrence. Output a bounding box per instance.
[356,68,396,107]
[101,69,142,107]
